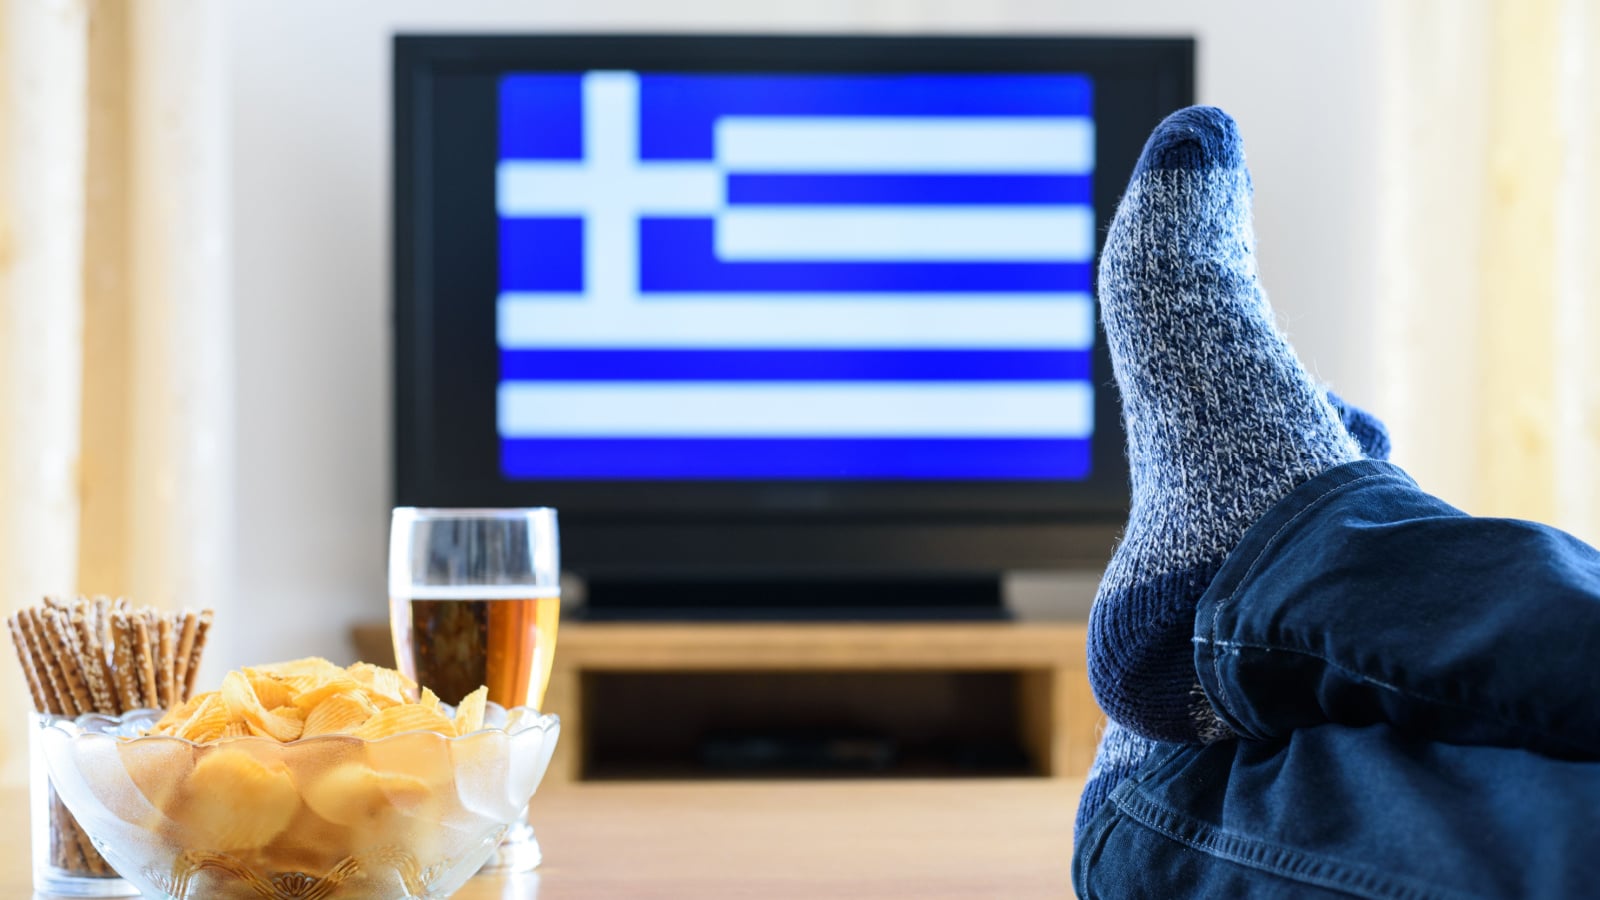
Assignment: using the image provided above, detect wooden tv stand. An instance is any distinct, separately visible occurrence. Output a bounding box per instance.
[541,621,1101,784]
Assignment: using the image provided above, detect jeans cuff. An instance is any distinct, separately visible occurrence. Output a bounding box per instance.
[1192,459,1415,739]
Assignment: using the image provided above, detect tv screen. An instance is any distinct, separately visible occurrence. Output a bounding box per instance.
[495,69,1096,482]
[395,35,1193,592]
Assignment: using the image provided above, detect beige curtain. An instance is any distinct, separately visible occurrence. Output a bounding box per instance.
[1378,0,1600,543]
[0,0,231,785]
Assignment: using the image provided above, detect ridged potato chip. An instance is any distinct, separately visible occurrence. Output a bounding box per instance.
[146,657,488,744]
[301,762,432,828]
[243,670,295,710]
[254,657,346,681]
[176,695,230,743]
[180,748,298,849]
[348,662,412,709]
[351,703,454,740]
[221,671,304,742]
[301,692,378,738]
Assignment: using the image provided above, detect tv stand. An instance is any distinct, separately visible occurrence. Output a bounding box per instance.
[541,620,1099,784]
[580,576,1007,622]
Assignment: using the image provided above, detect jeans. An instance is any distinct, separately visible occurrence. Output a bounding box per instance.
[1073,460,1600,899]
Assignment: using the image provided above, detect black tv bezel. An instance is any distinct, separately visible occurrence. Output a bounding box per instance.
[394,33,1194,577]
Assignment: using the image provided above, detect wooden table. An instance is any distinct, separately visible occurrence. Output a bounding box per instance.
[3,780,1082,898]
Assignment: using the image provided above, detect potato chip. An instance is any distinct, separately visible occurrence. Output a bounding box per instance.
[301,692,378,738]
[254,657,346,681]
[454,686,488,737]
[156,694,204,732]
[301,762,431,827]
[244,671,294,710]
[145,657,488,744]
[176,694,230,743]
[180,748,298,848]
[348,662,413,708]
[221,671,304,742]
[351,703,454,740]
[287,675,364,712]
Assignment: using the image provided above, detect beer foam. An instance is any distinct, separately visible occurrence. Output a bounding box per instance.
[395,585,560,601]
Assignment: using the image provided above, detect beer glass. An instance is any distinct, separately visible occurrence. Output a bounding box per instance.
[388,507,560,872]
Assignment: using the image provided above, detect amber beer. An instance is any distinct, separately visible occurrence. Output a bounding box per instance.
[389,589,561,710]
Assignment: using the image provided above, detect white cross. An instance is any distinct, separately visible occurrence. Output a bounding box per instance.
[495,71,722,307]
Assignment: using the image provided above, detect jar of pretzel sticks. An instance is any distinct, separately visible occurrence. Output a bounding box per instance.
[8,597,212,897]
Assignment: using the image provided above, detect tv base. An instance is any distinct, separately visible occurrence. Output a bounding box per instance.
[578,577,1007,622]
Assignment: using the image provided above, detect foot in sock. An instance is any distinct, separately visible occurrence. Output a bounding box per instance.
[1076,390,1392,839]
[1087,106,1363,744]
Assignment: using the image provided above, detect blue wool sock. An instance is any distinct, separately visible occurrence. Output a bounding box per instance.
[1075,391,1393,840]
[1327,391,1392,462]
[1087,106,1363,744]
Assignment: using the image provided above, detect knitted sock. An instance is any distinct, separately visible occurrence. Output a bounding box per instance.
[1087,106,1362,744]
[1075,391,1393,840]
[1327,391,1392,462]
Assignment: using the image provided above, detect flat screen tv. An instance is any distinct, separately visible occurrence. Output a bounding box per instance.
[394,34,1194,617]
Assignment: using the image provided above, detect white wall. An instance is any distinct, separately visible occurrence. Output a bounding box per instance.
[227,0,1385,666]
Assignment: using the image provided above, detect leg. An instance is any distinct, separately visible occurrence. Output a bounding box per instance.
[1077,390,1394,840]
[1075,725,1600,899]
[1195,459,1600,759]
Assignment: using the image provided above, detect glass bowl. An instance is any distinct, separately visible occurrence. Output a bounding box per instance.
[35,705,559,900]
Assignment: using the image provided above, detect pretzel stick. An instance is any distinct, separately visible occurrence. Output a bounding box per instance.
[50,794,83,872]
[156,615,177,709]
[107,612,140,712]
[135,614,160,709]
[66,809,104,876]
[21,609,72,715]
[40,610,91,715]
[57,795,105,876]
[185,610,214,700]
[49,608,96,715]
[73,612,117,714]
[7,615,50,714]
[88,598,108,667]
[172,611,199,702]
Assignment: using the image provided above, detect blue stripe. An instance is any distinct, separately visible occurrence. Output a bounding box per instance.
[499,75,584,160]
[640,73,1093,160]
[500,349,1093,381]
[726,174,1093,206]
[501,438,1092,479]
[639,219,1091,294]
[501,217,585,292]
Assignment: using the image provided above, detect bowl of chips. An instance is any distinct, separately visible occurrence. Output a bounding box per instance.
[35,658,560,900]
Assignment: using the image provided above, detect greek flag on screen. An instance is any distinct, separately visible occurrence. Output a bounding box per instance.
[496,70,1096,479]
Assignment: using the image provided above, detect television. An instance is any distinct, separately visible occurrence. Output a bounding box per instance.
[393,34,1194,618]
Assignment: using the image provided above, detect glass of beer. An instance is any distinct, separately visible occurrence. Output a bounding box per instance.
[388,507,560,872]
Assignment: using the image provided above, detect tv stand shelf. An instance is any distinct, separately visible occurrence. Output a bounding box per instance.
[542,621,1101,783]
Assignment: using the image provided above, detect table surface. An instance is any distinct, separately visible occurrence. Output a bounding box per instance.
[5,779,1082,899]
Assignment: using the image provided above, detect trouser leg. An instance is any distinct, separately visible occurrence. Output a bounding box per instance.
[1074,724,1600,900]
[1193,460,1600,758]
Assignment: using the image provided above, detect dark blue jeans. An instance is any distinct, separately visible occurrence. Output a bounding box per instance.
[1074,460,1600,898]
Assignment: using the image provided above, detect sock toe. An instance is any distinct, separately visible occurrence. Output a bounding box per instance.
[1134,105,1245,175]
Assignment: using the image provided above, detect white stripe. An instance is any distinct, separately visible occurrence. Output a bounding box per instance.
[498,294,1095,349]
[498,382,1093,438]
[715,117,1094,173]
[497,161,723,215]
[715,206,1095,261]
